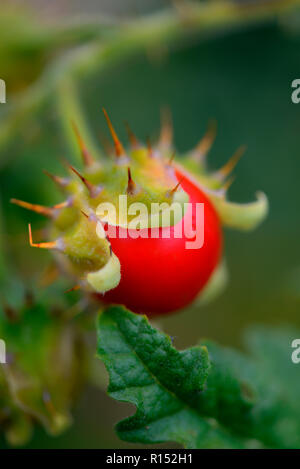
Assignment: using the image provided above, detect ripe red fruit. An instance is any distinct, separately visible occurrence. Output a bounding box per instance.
[102,169,222,316]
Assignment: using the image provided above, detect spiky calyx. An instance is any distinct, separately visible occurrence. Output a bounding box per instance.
[11,109,268,300]
[0,294,89,446]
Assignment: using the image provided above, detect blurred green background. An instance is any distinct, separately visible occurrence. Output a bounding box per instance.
[0,0,300,449]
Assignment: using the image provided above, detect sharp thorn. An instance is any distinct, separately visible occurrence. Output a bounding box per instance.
[172,178,183,193]
[193,119,217,161]
[68,164,102,198]
[218,145,246,178]
[80,209,97,223]
[126,167,137,195]
[65,285,81,294]
[221,176,236,194]
[11,198,71,218]
[167,176,184,197]
[80,210,89,219]
[11,199,55,218]
[52,199,72,210]
[28,224,62,250]
[43,170,69,189]
[102,108,126,158]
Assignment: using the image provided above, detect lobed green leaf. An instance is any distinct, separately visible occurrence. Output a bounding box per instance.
[97,306,300,449]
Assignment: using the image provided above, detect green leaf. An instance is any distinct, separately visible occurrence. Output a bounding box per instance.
[199,327,300,449]
[243,326,300,448]
[97,305,249,448]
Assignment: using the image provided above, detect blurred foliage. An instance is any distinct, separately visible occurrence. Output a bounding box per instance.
[0,292,91,446]
[0,3,116,93]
